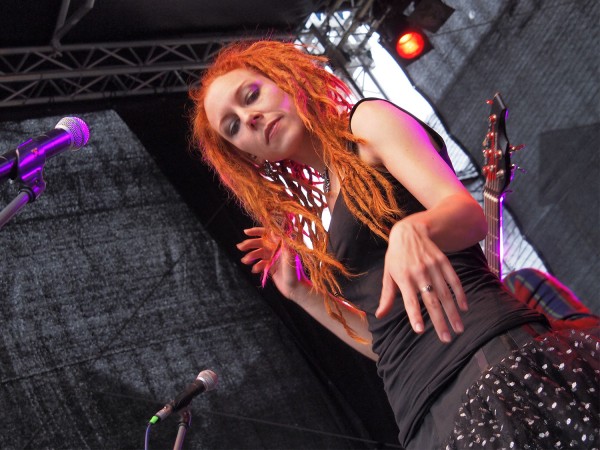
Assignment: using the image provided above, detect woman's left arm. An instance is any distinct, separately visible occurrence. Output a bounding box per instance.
[351,100,487,343]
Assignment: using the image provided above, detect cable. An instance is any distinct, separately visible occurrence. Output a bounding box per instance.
[144,422,152,450]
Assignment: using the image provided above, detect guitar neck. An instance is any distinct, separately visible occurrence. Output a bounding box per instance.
[484,187,503,279]
[482,92,514,281]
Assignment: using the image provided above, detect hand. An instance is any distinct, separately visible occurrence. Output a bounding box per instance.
[236,227,302,299]
[376,220,468,343]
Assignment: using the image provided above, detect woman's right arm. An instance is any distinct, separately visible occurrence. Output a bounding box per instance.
[238,227,377,361]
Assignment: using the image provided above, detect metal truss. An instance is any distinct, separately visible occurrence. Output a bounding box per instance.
[297,0,390,100]
[0,36,277,108]
[0,0,384,108]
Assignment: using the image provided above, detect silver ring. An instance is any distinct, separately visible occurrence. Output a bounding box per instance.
[420,284,433,293]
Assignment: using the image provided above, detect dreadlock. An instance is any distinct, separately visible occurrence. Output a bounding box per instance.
[190,40,403,339]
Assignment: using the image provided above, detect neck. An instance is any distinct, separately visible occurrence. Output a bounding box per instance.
[289,132,336,194]
[291,131,325,169]
[484,189,503,279]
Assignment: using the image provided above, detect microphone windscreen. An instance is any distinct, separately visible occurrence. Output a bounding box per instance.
[55,117,90,149]
[197,370,218,391]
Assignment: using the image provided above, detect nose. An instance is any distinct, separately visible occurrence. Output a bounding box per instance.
[245,112,262,129]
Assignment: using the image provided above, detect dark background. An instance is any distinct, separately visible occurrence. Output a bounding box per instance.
[0,1,597,449]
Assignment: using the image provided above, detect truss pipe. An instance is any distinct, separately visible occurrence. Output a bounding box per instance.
[52,0,96,48]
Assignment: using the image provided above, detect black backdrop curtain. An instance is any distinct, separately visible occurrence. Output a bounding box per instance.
[0,109,398,449]
[403,0,599,310]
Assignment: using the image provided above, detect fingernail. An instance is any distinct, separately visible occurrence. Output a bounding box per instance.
[442,332,451,343]
[455,322,464,333]
[414,323,424,333]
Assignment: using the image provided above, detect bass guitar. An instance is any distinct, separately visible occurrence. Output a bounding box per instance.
[481,94,596,327]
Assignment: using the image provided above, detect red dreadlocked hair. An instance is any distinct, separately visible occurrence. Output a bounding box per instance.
[190,40,402,340]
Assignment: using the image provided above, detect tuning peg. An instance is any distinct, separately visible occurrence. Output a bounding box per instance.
[513,164,527,174]
[482,165,496,178]
[510,144,525,153]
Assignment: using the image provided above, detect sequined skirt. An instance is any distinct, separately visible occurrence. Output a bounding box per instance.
[442,327,600,450]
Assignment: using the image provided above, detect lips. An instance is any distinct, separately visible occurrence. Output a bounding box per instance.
[265,118,281,145]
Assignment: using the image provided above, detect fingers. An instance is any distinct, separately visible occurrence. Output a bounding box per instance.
[240,248,264,265]
[237,227,282,275]
[251,260,268,273]
[406,278,461,343]
[378,271,427,335]
[442,263,468,312]
[243,227,264,237]
[380,255,467,343]
[423,270,461,342]
[237,237,263,252]
[237,228,266,250]
[401,286,426,334]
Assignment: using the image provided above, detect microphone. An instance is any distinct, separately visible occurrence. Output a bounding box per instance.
[149,370,218,424]
[0,117,90,185]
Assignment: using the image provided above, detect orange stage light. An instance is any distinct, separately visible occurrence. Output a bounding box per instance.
[395,31,427,59]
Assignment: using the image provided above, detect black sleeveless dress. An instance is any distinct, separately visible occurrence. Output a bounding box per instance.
[327,99,599,448]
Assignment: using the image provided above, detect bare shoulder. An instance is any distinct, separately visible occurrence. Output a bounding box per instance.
[350,99,416,138]
[350,99,429,165]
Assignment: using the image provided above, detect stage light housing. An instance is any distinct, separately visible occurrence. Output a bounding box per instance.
[374,0,454,66]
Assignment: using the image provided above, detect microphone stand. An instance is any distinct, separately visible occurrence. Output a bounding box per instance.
[0,191,34,230]
[173,406,192,450]
[0,142,48,231]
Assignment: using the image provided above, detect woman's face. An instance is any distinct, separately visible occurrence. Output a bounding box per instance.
[204,68,314,164]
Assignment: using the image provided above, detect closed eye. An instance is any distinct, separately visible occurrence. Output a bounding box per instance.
[226,84,259,137]
[227,117,240,137]
[246,85,259,104]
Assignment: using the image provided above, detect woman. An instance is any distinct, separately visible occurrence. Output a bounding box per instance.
[190,40,598,449]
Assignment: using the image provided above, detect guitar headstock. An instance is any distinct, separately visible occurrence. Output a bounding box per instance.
[482,93,522,197]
